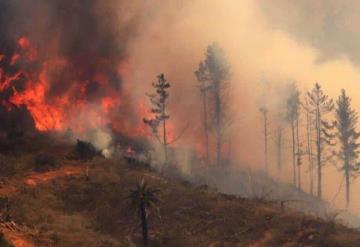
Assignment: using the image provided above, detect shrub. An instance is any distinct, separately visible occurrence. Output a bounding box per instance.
[33,153,57,172]
[72,140,99,160]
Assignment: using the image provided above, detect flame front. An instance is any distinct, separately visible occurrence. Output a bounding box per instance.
[0,36,146,137]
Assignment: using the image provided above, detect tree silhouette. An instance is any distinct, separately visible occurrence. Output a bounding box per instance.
[307,83,336,199]
[285,83,301,187]
[259,106,269,173]
[302,96,315,195]
[144,74,188,165]
[195,62,211,163]
[128,179,160,247]
[143,74,170,162]
[335,89,360,209]
[275,125,283,178]
[196,43,230,166]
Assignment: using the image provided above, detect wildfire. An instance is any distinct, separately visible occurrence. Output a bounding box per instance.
[0,69,21,92]
[0,36,148,138]
[10,82,65,131]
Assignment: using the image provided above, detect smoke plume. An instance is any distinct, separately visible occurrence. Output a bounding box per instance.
[2,0,360,217]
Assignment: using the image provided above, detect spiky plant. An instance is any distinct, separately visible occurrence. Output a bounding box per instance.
[128,179,160,247]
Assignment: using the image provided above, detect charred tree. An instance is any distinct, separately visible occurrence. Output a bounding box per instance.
[285,83,301,187]
[335,89,360,209]
[143,74,187,164]
[143,74,170,162]
[303,97,314,195]
[259,106,269,173]
[296,116,302,189]
[307,83,336,199]
[196,43,230,166]
[195,62,211,164]
[276,125,283,178]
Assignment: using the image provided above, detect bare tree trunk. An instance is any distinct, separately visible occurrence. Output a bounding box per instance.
[214,81,222,166]
[276,127,282,178]
[316,104,322,199]
[345,158,350,209]
[140,202,148,247]
[296,117,301,190]
[202,90,209,164]
[263,111,268,173]
[162,106,168,163]
[291,121,296,186]
[227,138,232,167]
[305,100,314,195]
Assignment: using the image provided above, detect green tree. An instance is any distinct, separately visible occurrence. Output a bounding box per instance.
[128,179,160,247]
[335,89,360,209]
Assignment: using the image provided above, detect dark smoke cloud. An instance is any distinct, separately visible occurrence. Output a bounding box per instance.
[0,0,137,56]
[0,0,146,132]
[259,0,360,65]
[0,0,140,100]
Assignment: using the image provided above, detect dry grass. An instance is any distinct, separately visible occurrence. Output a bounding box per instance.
[2,156,359,247]
[0,134,358,246]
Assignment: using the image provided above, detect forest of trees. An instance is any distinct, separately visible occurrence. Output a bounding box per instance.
[143,42,360,210]
[195,43,231,167]
[260,82,360,209]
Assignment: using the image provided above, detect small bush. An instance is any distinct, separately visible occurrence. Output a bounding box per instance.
[72,140,99,160]
[33,153,57,172]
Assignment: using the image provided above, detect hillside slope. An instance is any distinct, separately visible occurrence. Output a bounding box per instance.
[0,156,359,247]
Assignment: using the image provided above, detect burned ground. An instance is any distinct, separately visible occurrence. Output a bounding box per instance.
[0,139,358,246]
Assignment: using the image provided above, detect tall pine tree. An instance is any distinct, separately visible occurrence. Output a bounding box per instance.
[307,83,336,199]
[195,62,211,163]
[143,74,170,162]
[285,83,301,187]
[335,89,360,209]
[196,43,230,166]
[303,96,315,195]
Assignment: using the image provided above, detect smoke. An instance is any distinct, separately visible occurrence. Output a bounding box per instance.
[259,0,360,65]
[121,0,360,216]
[0,0,144,149]
[2,0,360,217]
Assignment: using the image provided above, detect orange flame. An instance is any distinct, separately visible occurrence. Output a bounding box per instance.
[0,36,158,142]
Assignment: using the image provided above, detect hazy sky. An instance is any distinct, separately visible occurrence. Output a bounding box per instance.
[121,0,360,213]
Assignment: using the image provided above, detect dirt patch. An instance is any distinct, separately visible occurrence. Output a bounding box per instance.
[23,166,84,186]
[0,165,85,247]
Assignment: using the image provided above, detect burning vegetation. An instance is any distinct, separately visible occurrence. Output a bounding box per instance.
[1,0,360,246]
